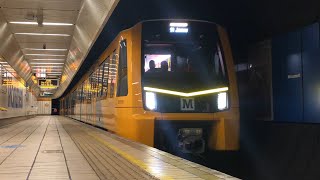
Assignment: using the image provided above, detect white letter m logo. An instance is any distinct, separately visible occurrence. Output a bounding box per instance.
[181,98,195,111]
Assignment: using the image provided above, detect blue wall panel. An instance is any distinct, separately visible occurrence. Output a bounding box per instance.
[272,22,320,123]
[272,31,303,122]
[302,23,319,51]
[302,50,320,122]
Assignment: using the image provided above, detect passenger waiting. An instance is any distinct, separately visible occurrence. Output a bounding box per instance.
[161,61,168,72]
[147,60,156,72]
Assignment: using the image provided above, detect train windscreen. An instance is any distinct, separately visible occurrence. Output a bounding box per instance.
[142,21,228,92]
[141,21,230,113]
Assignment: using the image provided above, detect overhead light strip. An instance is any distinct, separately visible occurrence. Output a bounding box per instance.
[23,48,68,51]
[15,33,70,37]
[143,87,229,97]
[10,22,74,26]
[32,66,64,68]
[31,59,65,61]
[30,63,64,65]
[26,54,65,57]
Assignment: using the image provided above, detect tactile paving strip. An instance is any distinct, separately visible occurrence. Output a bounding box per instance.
[59,116,240,180]
[61,119,158,180]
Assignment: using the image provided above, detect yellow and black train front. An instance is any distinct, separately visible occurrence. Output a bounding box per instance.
[139,20,239,153]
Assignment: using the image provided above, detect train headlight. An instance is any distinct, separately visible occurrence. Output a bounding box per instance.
[217,92,228,110]
[145,92,157,110]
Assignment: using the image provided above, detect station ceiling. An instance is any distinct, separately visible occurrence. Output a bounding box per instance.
[0,0,118,97]
[0,0,319,98]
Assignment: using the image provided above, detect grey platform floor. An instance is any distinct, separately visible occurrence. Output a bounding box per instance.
[0,116,239,180]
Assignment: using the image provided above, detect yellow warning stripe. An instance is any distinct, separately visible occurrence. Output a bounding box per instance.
[88,133,173,180]
[0,107,7,111]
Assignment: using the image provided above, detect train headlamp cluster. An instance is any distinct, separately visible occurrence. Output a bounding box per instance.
[217,92,228,110]
[145,92,157,110]
[144,87,229,111]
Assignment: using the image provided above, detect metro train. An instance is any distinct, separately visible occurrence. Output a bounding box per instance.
[60,19,239,153]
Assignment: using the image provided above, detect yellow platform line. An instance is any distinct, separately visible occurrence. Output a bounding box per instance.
[0,107,7,111]
[88,132,173,180]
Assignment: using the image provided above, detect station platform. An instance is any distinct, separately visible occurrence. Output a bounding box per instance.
[0,116,238,180]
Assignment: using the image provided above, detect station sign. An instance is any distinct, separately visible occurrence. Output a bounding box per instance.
[40,91,54,97]
[38,79,59,89]
[169,22,189,33]
[2,78,12,85]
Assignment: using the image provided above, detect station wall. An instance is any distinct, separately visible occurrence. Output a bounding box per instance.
[0,65,38,119]
[36,100,52,115]
[272,23,320,123]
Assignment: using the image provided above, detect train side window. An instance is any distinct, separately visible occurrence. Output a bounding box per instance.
[101,57,110,98]
[109,51,117,98]
[97,64,102,97]
[117,40,128,97]
[89,73,94,98]
[80,83,84,103]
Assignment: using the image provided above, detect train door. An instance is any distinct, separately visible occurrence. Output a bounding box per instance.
[115,39,132,139]
[80,83,83,121]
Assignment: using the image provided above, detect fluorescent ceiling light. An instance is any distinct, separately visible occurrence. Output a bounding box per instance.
[32,66,63,68]
[30,63,64,65]
[31,59,65,61]
[33,70,62,72]
[23,48,68,51]
[26,54,65,57]
[15,33,70,37]
[43,22,73,26]
[10,22,73,26]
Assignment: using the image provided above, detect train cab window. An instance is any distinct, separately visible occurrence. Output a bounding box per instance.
[142,21,228,93]
[144,54,172,72]
[117,40,128,97]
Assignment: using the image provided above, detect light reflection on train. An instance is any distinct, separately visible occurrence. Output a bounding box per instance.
[60,20,239,154]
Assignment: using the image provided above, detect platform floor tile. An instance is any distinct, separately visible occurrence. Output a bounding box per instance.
[58,116,240,180]
[0,116,239,180]
[0,116,99,180]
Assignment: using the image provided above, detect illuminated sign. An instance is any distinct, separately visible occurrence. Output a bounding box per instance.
[2,78,12,85]
[169,22,189,33]
[38,79,59,89]
[40,92,53,97]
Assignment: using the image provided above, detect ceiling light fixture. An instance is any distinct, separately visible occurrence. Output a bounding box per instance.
[23,48,68,51]
[15,33,70,36]
[31,59,65,61]
[30,63,64,65]
[33,70,62,72]
[32,66,64,68]
[10,22,74,26]
[26,54,65,57]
